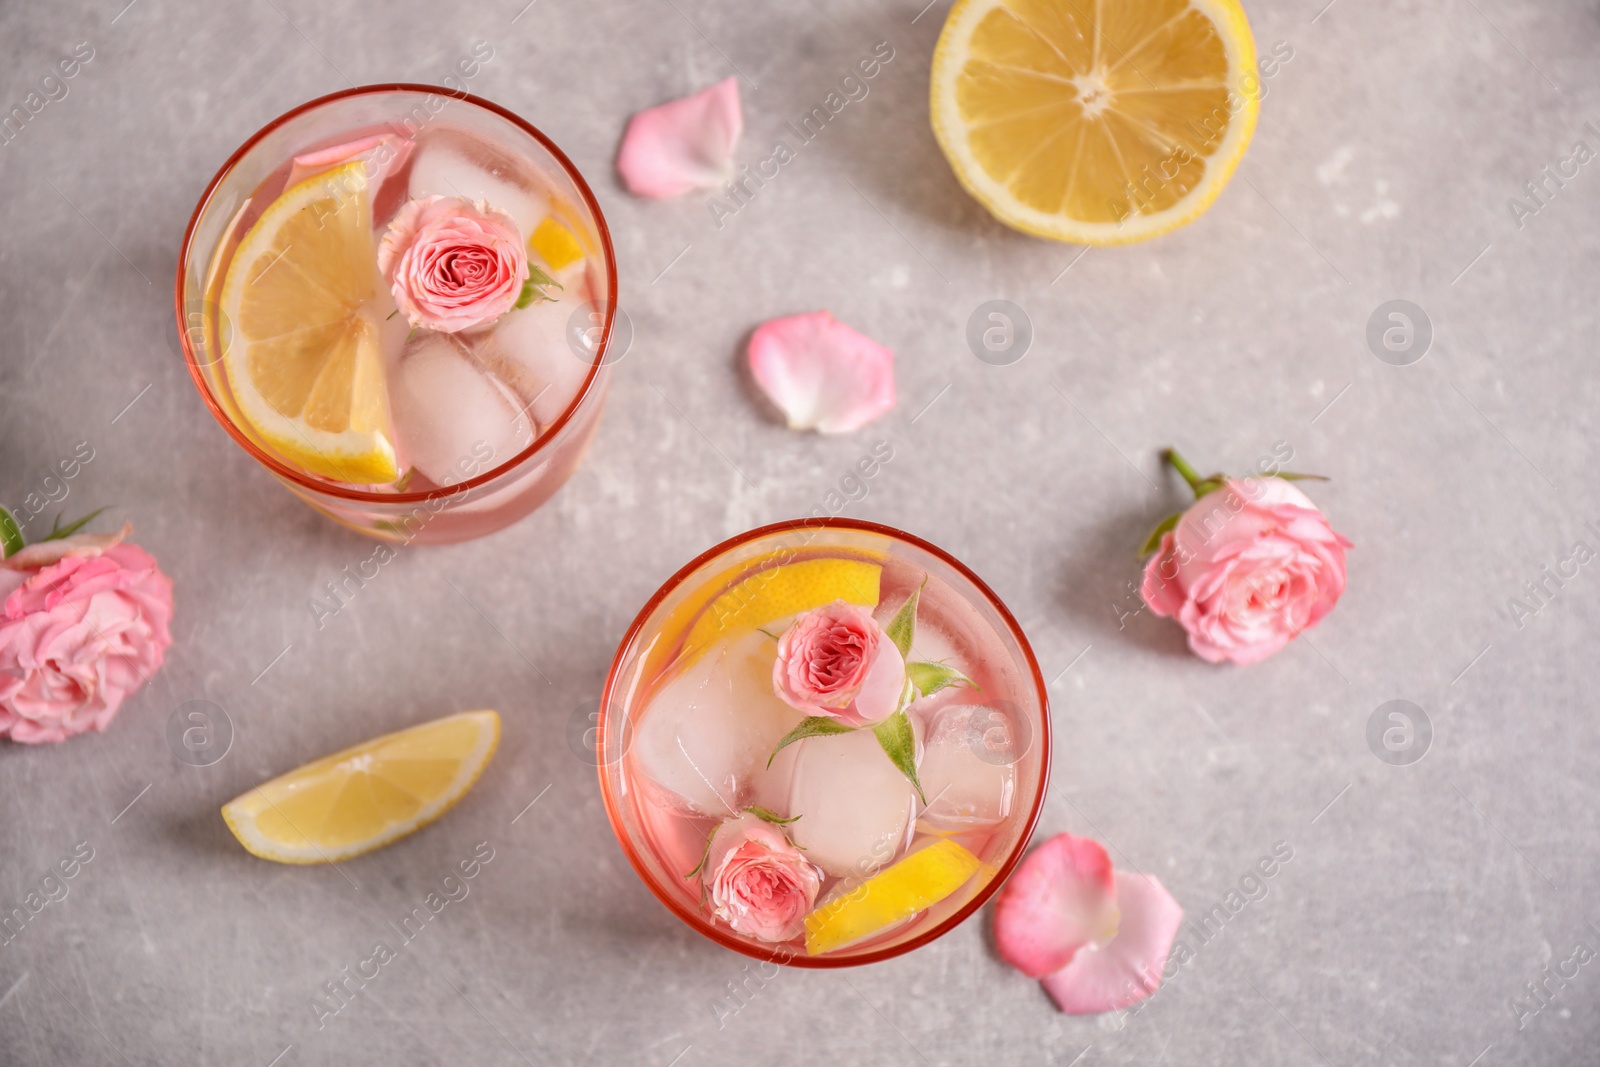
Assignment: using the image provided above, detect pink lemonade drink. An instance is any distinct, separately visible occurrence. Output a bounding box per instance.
[178,86,618,544]
[599,520,1050,965]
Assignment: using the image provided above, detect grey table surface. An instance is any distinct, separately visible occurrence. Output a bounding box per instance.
[2,0,1598,1063]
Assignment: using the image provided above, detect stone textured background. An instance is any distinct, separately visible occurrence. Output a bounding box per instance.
[1,0,1597,1063]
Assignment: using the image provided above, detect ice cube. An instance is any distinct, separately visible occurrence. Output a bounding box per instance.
[388,333,532,486]
[914,704,1017,833]
[369,265,411,376]
[631,632,804,818]
[750,730,802,817]
[471,295,593,429]
[784,728,917,879]
[407,127,551,240]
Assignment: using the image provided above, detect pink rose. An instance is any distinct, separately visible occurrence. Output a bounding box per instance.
[0,525,173,743]
[704,812,820,942]
[773,600,905,725]
[1141,477,1351,665]
[378,195,529,333]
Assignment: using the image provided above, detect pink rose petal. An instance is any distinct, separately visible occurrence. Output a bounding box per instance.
[1040,872,1184,1014]
[285,132,415,222]
[850,632,905,724]
[286,132,414,188]
[4,521,132,571]
[617,77,742,198]
[747,311,895,434]
[993,832,1120,978]
[1138,530,1187,617]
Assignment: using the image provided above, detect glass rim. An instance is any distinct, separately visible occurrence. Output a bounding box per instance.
[595,516,1053,969]
[174,82,619,505]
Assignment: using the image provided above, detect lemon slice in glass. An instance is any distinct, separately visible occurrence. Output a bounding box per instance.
[681,556,882,660]
[529,216,586,273]
[931,0,1259,244]
[804,839,983,955]
[221,711,499,864]
[218,160,398,483]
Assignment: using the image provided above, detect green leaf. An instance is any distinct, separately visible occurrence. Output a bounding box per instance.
[767,716,856,767]
[530,262,563,292]
[1138,512,1181,557]
[514,264,564,309]
[40,507,108,543]
[906,661,976,699]
[744,805,801,826]
[1273,471,1330,482]
[885,580,925,660]
[0,508,22,559]
[872,710,925,804]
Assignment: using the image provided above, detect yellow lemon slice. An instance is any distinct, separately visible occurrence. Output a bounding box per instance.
[221,711,499,865]
[804,839,983,955]
[530,216,585,272]
[931,0,1259,244]
[680,556,882,661]
[219,160,398,483]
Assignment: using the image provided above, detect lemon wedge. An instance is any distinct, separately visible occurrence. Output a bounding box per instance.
[219,160,398,483]
[530,216,585,273]
[680,556,881,662]
[931,0,1259,244]
[221,711,499,865]
[804,839,983,955]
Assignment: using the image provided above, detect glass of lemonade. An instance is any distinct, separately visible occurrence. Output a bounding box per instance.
[597,518,1050,966]
[177,85,618,544]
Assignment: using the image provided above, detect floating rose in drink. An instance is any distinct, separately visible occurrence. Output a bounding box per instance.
[771,600,905,725]
[697,810,820,943]
[378,195,529,333]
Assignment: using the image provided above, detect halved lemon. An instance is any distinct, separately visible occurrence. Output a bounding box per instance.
[931,0,1259,244]
[804,839,983,955]
[218,160,398,483]
[680,556,882,661]
[221,711,499,864]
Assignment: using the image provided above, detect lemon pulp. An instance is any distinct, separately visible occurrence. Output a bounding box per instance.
[221,710,499,864]
[218,160,398,483]
[931,0,1259,244]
